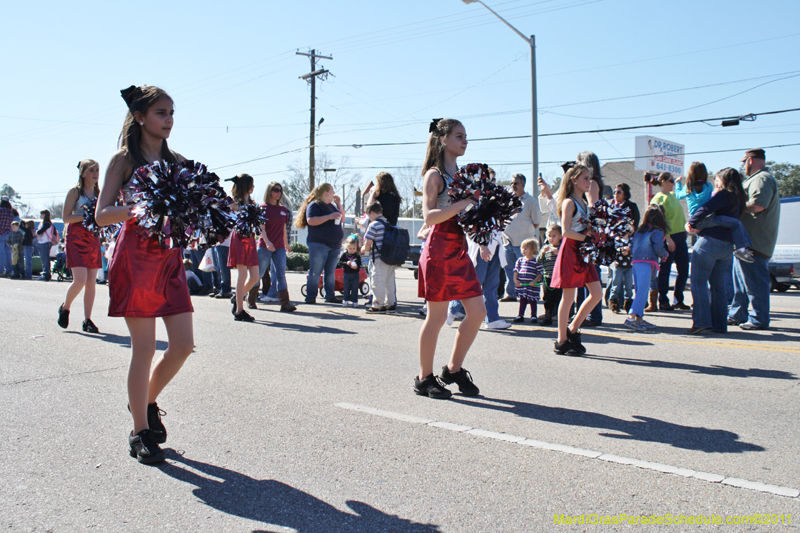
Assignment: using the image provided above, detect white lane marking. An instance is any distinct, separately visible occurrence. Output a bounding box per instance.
[335,403,800,499]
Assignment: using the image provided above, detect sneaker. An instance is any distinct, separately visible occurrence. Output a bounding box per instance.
[739,322,767,331]
[342,301,348,307]
[566,328,586,355]
[686,325,710,335]
[82,318,99,333]
[554,339,573,355]
[529,317,538,324]
[366,306,387,314]
[581,318,600,328]
[512,316,525,323]
[259,295,279,303]
[247,302,258,310]
[418,306,427,316]
[208,290,219,297]
[639,319,657,329]
[734,248,755,263]
[147,402,167,443]
[414,374,452,399]
[216,291,233,299]
[499,296,517,302]
[440,366,480,396]
[727,317,741,326]
[623,317,644,331]
[325,297,343,304]
[672,302,691,311]
[57,304,69,329]
[386,304,397,313]
[446,310,465,326]
[128,429,165,464]
[351,301,360,307]
[485,319,511,330]
[234,310,255,322]
[659,302,674,311]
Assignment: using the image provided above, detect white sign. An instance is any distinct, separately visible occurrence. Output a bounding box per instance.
[635,136,684,176]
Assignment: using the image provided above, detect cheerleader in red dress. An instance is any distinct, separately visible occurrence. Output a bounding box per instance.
[96,85,194,465]
[551,163,602,357]
[415,118,485,400]
[226,174,262,322]
[57,159,103,333]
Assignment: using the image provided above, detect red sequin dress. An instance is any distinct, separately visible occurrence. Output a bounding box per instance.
[65,196,102,269]
[227,232,258,267]
[551,198,600,289]
[107,184,193,318]
[417,169,482,302]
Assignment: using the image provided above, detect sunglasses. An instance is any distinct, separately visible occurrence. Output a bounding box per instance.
[272,188,283,193]
[614,190,624,194]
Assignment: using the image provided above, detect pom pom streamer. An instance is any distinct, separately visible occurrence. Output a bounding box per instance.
[127,160,235,249]
[233,203,267,239]
[81,196,122,241]
[578,200,634,265]
[447,163,522,245]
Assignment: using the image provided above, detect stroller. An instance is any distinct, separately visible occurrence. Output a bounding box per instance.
[301,266,370,298]
[51,252,72,282]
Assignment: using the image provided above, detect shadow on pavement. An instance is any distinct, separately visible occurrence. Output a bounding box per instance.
[450,397,764,453]
[158,451,440,533]
[64,331,168,351]
[250,320,357,335]
[585,354,798,380]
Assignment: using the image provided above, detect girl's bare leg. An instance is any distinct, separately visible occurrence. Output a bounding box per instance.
[557,288,576,343]
[83,268,98,319]
[125,317,157,434]
[447,295,486,372]
[235,265,247,313]
[419,301,447,379]
[63,266,87,311]
[569,280,602,333]
[148,312,194,402]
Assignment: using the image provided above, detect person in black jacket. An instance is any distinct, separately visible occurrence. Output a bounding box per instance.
[366,172,401,225]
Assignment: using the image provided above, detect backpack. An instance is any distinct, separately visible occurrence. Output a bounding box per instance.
[50,226,60,246]
[374,219,409,266]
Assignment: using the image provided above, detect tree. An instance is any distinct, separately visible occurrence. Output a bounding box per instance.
[283,152,362,212]
[389,164,423,219]
[768,161,800,197]
[0,184,30,215]
[42,200,64,219]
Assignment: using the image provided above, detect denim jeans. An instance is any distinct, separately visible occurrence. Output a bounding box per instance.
[23,245,34,278]
[258,247,287,292]
[609,265,633,301]
[690,236,734,332]
[695,214,752,250]
[212,245,231,293]
[0,233,11,275]
[266,261,279,298]
[36,242,52,278]
[658,231,689,306]
[630,262,653,318]
[729,255,770,328]
[502,243,523,298]
[189,249,212,290]
[306,242,340,302]
[449,247,502,322]
[343,271,359,303]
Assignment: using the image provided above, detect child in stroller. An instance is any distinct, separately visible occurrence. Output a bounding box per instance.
[51,250,72,282]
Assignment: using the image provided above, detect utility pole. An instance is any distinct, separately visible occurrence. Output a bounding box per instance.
[297,49,332,191]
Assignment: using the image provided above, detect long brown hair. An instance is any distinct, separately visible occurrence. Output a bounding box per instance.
[422,118,462,175]
[40,209,52,223]
[75,159,100,198]
[294,183,332,229]
[577,151,603,190]
[118,85,178,171]
[373,172,401,201]
[556,164,591,218]
[262,181,283,205]
[229,174,255,205]
[715,168,748,210]
[685,161,708,194]
[638,204,669,235]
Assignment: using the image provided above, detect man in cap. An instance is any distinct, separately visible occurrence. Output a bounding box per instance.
[728,148,781,330]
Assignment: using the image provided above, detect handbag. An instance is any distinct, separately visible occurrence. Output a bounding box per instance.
[49,226,60,245]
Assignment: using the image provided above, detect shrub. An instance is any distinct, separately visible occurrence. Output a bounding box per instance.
[289,242,308,254]
[286,252,310,271]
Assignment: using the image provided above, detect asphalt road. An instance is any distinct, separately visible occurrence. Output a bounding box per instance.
[2,270,799,532]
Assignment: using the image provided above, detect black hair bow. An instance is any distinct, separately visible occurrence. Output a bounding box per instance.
[429,118,442,133]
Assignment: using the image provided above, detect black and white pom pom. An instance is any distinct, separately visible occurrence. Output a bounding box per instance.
[233,203,267,239]
[128,160,235,249]
[82,196,101,236]
[447,163,522,245]
[578,199,634,265]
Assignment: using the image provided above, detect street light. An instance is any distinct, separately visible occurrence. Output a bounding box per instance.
[460,0,538,196]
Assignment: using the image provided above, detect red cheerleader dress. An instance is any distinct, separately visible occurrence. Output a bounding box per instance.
[418,218,483,302]
[551,199,599,289]
[108,219,193,318]
[227,232,258,267]
[65,223,102,269]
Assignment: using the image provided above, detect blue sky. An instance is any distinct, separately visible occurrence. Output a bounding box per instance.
[2,0,799,212]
